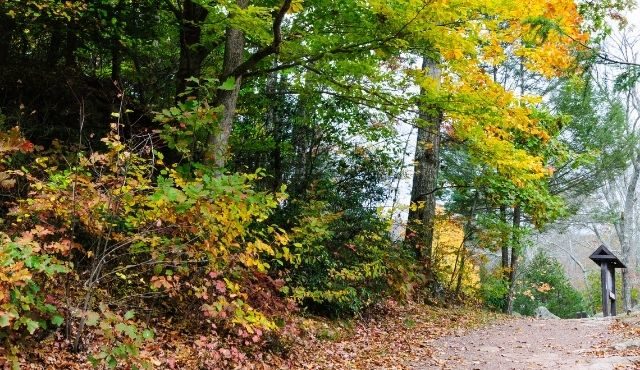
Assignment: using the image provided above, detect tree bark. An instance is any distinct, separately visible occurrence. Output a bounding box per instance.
[507,205,521,315]
[454,194,478,296]
[203,0,248,167]
[110,0,125,83]
[266,68,284,191]
[46,29,64,67]
[500,205,509,278]
[0,15,11,66]
[500,205,511,314]
[111,40,122,84]
[405,56,442,283]
[64,27,78,67]
[175,0,209,98]
[621,154,640,311]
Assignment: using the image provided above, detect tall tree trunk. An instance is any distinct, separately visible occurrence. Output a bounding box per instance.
[175,0,209,98]
[454,194,478,297]
[64,27,78,67]
[266,68,284,192]
[111,37,121,83]
[204,0,249,167]
[290,98,313,195]
[507,205,521,315]
[405,56,442,283]
[0,16,12,66]
[500,205,509,278]
[110,0,125,83]
[500,205,511,314]
[46,29,63,67]
[621,154,640,311]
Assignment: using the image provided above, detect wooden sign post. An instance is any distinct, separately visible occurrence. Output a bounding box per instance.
[589,245,626,317]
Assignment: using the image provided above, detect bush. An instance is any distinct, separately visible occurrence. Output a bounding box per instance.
[0,117,417,366]
[479,267,508,312]
[3,127,296,365]
[512,250,586,318]
[285,200,415,316]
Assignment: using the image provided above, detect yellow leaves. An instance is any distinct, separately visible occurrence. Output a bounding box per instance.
[443,48,464,61]
[481,39,506,66]
[432,211,480,294]
[0,261,32,287]
[383,0,584,187]
[288,0,303,13]
[439,62,553,188]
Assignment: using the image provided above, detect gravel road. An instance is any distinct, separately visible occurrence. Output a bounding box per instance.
[414,317,640,369]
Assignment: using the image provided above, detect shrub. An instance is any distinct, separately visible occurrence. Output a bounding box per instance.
[284,200,414,316]
[479,267,508,312]
[0,232,67,351]
[6,126,295,365]
[512,250,586,318]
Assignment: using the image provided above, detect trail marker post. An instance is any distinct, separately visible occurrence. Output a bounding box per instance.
[589,245,626,317]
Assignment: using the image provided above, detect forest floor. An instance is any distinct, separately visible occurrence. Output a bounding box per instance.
[13,303,640,369]
[14,302,500,369]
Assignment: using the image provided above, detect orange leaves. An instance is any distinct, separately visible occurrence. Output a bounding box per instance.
[0,127,34,154]
[535,282,553,293]
[0,261,32,290]
[0,127,35,191]
[5,125,292,341]
[150,275,179,294]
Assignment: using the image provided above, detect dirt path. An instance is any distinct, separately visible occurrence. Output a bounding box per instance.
[414,317,640,370]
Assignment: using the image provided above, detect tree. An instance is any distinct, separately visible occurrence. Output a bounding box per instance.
[512,250,586,318]
[406,57,442,283]
[576,30,640,312]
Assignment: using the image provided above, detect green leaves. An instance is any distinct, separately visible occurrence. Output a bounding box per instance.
[24,318,40,335]
[115,322,138,340]
[614,67,640,92]
[51,315,64,326]
[219,77,236,91]
[0,313,11,327]
[513,251,586,318]
[0,231,67,339]
[142,329,154,340]
[83,306,154,369]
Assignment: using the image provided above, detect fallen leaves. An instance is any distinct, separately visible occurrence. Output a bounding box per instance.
[2,300,500,369]
[283,301,500,369]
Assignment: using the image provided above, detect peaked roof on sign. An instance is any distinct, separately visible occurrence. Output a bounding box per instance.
[589,245,627,268]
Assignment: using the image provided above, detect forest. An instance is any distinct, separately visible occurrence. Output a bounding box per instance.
[1,0,640,369]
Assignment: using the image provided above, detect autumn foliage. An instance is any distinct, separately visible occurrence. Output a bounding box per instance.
[0,0,629,367]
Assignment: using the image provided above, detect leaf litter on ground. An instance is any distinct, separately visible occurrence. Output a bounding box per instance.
[10,300,501,369]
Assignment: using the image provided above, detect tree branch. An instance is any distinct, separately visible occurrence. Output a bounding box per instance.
[163,0,181,19]
[225,0,292,79]
[243,5,435,79]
